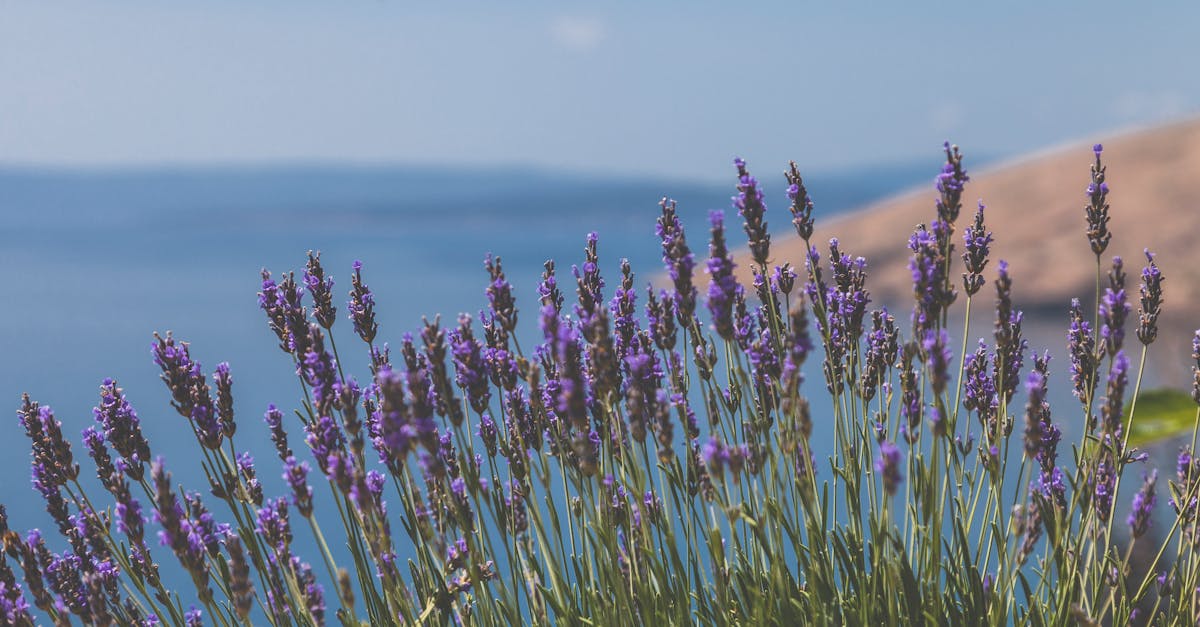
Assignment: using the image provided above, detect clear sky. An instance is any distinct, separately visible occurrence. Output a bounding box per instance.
[2,1,1197,181]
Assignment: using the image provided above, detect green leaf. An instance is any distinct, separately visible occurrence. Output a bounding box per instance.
[1125,387,1198,447]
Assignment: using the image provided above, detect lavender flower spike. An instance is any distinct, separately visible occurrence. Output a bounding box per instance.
[876,441,904,496]
[348,260,378,344]
[1098,256,1129,358]
[785,161,815,241]
[1127,469,1157,538]
[93,377,151,481]
[936,141,969,225]
[706,210,740,341]
[733,157,771,267]
[1136,248,1164,346]
[961,200,993,296]
[1192,330,1200,406]
[1085,143,1112,256]
[657,197,697,323]
[305,250,337,330]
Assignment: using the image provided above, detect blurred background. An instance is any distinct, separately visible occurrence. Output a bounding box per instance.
[2,0,1199,590]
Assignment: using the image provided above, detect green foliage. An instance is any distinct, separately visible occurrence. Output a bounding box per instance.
[1126,388,1198,448]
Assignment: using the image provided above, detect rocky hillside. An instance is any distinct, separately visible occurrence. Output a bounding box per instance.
[735,117,1200,382]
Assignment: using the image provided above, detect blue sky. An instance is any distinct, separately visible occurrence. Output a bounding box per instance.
[2,1,1197,181]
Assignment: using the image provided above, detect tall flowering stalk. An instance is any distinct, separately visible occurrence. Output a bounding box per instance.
[2,141,1196,626]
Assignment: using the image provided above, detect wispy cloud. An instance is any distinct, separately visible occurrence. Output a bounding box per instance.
[548,16,606,52]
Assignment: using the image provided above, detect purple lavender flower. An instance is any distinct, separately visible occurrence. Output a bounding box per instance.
[151,332,201,418]
[771,266,796,300]
[302,252,336,331]
[306,414,347,476]
[256,496,293,553]
[785,161,815,241]
[212,362,236,439]
[731,291,757,355]
[45,552,88,619]
[908,224,950,334]
[264,403,292,461]
[1171,447,1199,522]
[184,606,203,627]
[235,451,263,506]
[484,253,518,340]
[183,493,229,557]
[645,288,677,352]
[422,316,465,427]
[701,437,728,479]
[82,426,120,495]
[258,270,311,357]
[961,201,993,296]
[93,378,151,481]
[1099,351,1130,445]
[20,399,79,491]
[923,329,953,396]
[936,142,969,225]
[502,482,530,537]
[289,557,326,626]
[733,158,771,267]
[781,303,812,405]
[609,259,639,360]
[449,315,492,415]
[1092,461,1116,523]
[283,456,314,518]
[992,260,1026,405]
[348,260,378,344]
[816,240,870,395]
[1085,144,1112,255]
[657,198,697,322]
[152,458,211,600]
[1031,466,1067,510]
[1193,330,1200,406]
[538,260,565,313]
[860,308,897,401]
[1067,298,1100,412]
[191,402,223,451]
[301,325,340,418]
[706,210,741,341]
[478,413,499,458]
[1137,249,1164,346]
[1127,470,1158,538]
[1098,256,1129,358]
[572,232,605,324]
[0,580,32,626]
[258,269,290,352]
[373,365,438,474]
[897,347,922,443]
[962,341,995,426]
[114,482,145,543]
[1023,369,1062,476]
[876,441,904,496]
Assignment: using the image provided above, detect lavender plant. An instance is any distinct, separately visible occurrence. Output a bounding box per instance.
[3,143,1199,626]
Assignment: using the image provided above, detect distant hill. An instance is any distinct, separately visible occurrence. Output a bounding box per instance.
[734,117,1200,383]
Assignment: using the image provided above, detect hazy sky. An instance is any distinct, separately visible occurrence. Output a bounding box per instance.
[2,1,1197,181]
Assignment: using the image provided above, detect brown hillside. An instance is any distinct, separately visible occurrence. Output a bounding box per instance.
[733,117,1200,380]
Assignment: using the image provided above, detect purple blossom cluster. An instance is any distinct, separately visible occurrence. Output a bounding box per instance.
[732,158,771,267]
